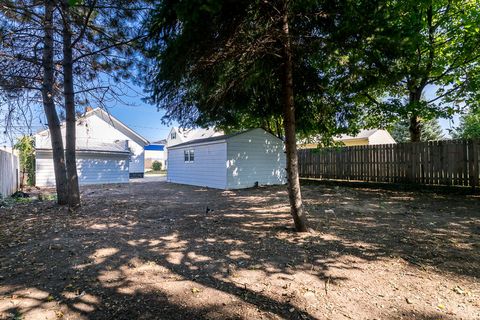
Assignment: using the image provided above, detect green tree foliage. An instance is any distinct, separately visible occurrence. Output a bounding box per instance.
[356,0,480,142]
[390,118,445,143]
[143,0,382,137]
[453,108,480,139]
[14,136,35,187]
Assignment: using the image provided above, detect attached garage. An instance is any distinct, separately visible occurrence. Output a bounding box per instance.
[36,144,130,187]
[167,128,286,189]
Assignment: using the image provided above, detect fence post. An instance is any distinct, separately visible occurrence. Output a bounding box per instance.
[470,140,480,189]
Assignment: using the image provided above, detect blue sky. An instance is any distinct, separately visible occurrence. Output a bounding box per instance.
[0,82,460,147]
[106,83,459,143]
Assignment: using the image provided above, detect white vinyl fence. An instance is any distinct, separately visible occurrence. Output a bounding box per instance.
[0,149,20,198]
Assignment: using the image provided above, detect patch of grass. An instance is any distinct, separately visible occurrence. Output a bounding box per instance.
[145,170,166,175]
[38,193,57,201]
[0,192,57,208]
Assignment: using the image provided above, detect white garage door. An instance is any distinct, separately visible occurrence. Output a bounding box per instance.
[36,151,129,187]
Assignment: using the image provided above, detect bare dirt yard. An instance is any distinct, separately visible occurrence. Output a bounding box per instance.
[1,180,479,320]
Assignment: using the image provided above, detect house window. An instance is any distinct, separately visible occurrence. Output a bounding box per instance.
[184,149,194,163]
[171,132,176,139]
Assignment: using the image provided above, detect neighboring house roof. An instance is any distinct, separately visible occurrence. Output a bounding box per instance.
[299,129,396,147]
[168,127,224,146]
[151,139,166,145]
[177,127,222,141]
[145,139,166,151]
[168,128,279,149]
[145,145,165,151]
[334,129,379,141]
[334,129,396,144]
[36,107,149,147]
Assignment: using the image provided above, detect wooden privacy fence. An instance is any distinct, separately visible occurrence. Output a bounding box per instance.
[0,149,20,198]
[298,139,480,188]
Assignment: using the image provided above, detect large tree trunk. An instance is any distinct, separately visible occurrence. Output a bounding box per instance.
[42,0,68,205]
[409,115,421,142]
[408,90,422,142]
[61,0,81,208]
[281,8,308,232]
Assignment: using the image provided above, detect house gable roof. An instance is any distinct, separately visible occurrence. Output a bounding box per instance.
[90,108,149,146]
[36,108,149,147]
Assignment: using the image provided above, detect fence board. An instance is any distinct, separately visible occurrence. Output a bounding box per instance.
[0,149,20,198]
[298,139,480,188]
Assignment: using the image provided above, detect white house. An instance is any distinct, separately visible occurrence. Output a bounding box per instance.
[300,129,396,148]
[167,128,286,189]
[35,108,149,186]
[334,129,396,146]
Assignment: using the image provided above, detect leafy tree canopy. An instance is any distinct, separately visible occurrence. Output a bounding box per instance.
[351,0,480,141]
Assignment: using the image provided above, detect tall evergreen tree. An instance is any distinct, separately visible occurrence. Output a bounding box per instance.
[453,108,480,139]
[390,118,445,143]
[143,0,397,231]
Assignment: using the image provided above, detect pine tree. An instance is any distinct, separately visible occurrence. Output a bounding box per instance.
[390,118,445,143]
[1,0,149,207]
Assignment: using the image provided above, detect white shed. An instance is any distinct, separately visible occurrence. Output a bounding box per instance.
[167,128,286,189]
[36,142,130,186]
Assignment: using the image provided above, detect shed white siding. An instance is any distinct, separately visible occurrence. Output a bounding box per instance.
[226,129,286,189]
[167,128,286,189]
[36,151,129,187]
[167,142,227,189]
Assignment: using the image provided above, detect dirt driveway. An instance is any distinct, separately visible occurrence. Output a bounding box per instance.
[0,180,479,319]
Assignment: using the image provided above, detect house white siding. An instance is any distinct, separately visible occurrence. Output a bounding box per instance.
[36,111,146,175]
[226,128,286,189]
[167,142,227,189]
[36,150,129,187]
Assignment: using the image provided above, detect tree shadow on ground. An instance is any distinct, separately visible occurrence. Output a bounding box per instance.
[0,181,478,319]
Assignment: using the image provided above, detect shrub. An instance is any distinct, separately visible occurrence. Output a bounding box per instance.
[14,136,35,187]
[152,161,162,171]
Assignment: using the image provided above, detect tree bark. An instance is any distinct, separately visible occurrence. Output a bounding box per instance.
[281,7,308,232]
[408,90,423,142]
[61,0,81,208]
[409,115,421,142]
[42,0,68,205]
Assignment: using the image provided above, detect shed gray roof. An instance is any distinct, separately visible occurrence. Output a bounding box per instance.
[168,129,257,149]
[37,141,130,154]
